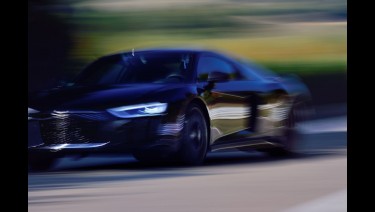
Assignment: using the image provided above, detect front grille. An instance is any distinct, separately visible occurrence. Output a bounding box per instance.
[39,113,103,144]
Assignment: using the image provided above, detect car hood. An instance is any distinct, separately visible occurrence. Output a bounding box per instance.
[28,84,184,111]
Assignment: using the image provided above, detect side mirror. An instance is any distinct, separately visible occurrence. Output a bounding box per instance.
[207,71,230,83]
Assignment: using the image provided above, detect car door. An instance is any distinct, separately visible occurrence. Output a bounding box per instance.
[196,53,253,145]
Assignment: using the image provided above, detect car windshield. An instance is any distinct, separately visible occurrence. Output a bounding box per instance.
[72,52,194,86]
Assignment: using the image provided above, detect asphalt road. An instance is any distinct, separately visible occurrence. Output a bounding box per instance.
[28,116,347,212]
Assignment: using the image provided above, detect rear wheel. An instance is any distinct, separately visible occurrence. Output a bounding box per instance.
[266,97,300,157]
[178,104,208,165]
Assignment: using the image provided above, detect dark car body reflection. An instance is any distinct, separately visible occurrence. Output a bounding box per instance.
[28,48,311,170]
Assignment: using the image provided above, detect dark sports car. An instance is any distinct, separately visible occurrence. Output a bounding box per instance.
[28,48,311,170]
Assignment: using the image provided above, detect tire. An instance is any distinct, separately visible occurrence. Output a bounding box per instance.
[28,153,56,171]
[178,104,208,165]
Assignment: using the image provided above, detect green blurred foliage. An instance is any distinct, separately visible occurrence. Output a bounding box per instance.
[36,0,347,77]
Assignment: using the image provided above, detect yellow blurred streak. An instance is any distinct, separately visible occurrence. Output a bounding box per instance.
[66,0,346,69]
[71,21,346,66]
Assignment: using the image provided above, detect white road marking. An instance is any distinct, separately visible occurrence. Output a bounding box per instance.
[297,116,347,134]
[282,189,347,212]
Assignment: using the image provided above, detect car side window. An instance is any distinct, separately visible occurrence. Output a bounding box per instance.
[197,55,239,82]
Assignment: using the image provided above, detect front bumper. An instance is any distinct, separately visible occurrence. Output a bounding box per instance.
[28,111,185,155]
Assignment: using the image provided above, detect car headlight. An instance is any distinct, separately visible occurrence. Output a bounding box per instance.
[107,102,168,118]
[28,108,39,120]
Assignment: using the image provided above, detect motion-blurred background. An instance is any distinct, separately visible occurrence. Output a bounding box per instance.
[28,0,346,110]
[28,2,347,211]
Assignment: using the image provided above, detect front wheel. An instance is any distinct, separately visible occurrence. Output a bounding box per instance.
[178,104,208,165]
